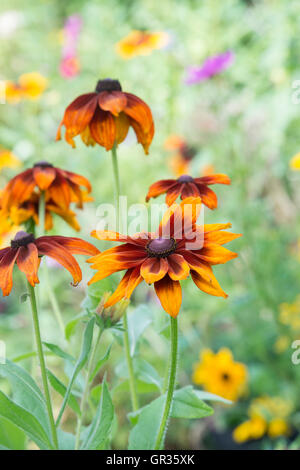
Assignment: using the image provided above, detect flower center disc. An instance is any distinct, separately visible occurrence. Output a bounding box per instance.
[177,174,194,183]
[95,79,122,93]
[11,231,35,248]
[34,161,53,168]
[146,237,176,258]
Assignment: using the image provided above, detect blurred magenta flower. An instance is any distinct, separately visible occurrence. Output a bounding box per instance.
[60,14,82,79]
[185,51,234,84]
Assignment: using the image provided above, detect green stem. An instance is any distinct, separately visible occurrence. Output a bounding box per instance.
[123,313,139,412]
[75,327,103,450]
[154,316,178,450]
[44,264,65,336]
[110,144,139,412]
[27,282,59,450]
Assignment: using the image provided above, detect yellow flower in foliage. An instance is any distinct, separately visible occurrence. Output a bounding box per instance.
[279,297,300,331]
[233,396,292,443]
[290,152,300,170]
[0,211,19,248]
[0,149,21,172]
[116,30,170,59]
[192,348,248,401]
[5,72,48,103]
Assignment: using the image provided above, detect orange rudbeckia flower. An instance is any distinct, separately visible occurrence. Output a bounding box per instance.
[0,231,99,297]
[0,161,92,212]
[146,174,231,208]
[88,198,241,317]
[56,78,154,154]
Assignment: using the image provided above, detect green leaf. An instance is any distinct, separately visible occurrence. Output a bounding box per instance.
[0,417,26,450]
[0,360,50,434]
[127,304,152,356]
[81,378,114,450]
[0,391,52,450]
[128,386,214,450]
[89,343,112,383]
[113,379,159,396]
[81,278,114,311]
[134,358,162,391]
[56,317,95,426]
[65,312,91,341]
[57,429,75,450]
[43,342,75,363]
[171,386,214,419]
[20,293,29,303]
[46,369,81,416]
[193,389,232,405]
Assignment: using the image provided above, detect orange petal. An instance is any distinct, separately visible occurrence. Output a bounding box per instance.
[90,230,148,247]
[199,243,238,265]
[115,113,130,144]
[191,269,227,298]
[61,170,92,193]
[16,243,40,287]
[165,183,183,206]
[158,197,202,240]
[140,257,169,284]
[196,184,218,209]
[195,174,231,185]
[129,117,154,154]
[154,276,182,317]
[167,253,190,281]
[203,223,232,233]
[98,91,127,116]
[89,108,116,150]
[146,180,176,202]
[38,236,99,256]
[80,125,97,146]
[33,166,56,190]
[124,93,153,132]
[205,231,242,245]
[36,240,82,285]
[181,182,200,199]
[46,172,71,210]
[0,248,19,296]
[104,266,143,307]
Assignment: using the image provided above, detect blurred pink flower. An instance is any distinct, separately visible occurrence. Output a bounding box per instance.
[185,51,234,85]
[59,14,82,79]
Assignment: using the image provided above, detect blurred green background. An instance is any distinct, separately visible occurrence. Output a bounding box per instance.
[1,0,300,450]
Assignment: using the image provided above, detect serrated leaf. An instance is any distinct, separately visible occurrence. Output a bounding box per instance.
[56,317,95,426]
[46,369,80,416]
[81,378,114,450]
[0,391,52,450]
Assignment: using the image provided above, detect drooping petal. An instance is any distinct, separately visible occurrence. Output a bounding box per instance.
[128,117,154,154]
[124,93,153,133]
[104,266,143,307]
[165,183,183,206]
[194,174,231,185]
[180,182,200,199]
[89,108,116,150]
[140,257,169,284]
[38,236,99,256]
[16,243,40,287]
[46,172,71,210]
[0,248,11,262]
[0,248,19,296]
[115,113,130,144]
[80,125,97,146]
[56,93,98,147]
[33,166,56,190]
[145,180,177,202]
[191,269,227,298]
[167,253,190,281]
[36,240,82,285]
[154,276,182,317]
[61,169,92,193]
[98,91,127,116]
[2,170,36,210]
[196,184,218,209]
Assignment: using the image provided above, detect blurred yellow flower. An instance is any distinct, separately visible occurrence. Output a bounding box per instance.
[5,72,48,103]
[290,152,300,170]
[274,335,290,353]
[233,396,292,443]
[192,348,248,401]
[279,297,300,331]
[116,30,170,59]
[0,210,19,248]
[0,149,21,172]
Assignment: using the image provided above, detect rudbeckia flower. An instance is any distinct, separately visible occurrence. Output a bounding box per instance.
[146,173,230,208]
[116,30,170,59]
[193,348,248,401]
[165,135,196,177]
[88,197,241,317]
[0,149,21,172]
[0,161,92,212]
[56,78,154,154]
[0,231,99,296]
